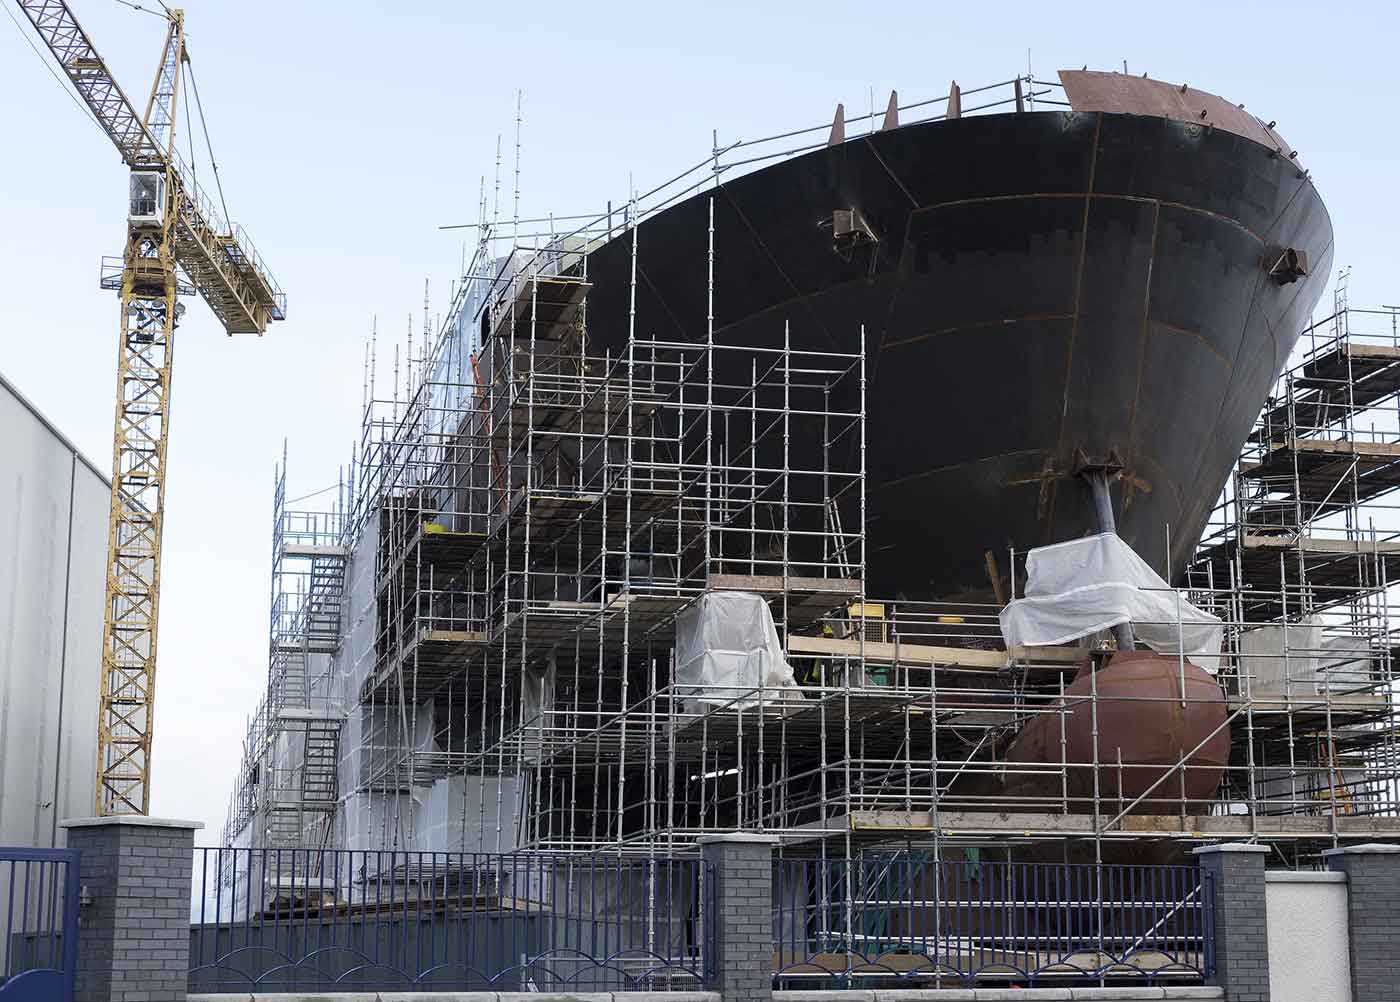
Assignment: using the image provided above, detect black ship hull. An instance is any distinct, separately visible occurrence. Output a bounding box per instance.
[582,97,1333,599]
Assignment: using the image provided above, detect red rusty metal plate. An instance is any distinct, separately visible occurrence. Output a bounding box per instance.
[1059,69,1294,158]
[984,650,1230,811]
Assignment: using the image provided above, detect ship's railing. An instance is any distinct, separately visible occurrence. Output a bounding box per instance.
[441,74,1071,468]
[710,75,1064,179]
[466,74,1068,317]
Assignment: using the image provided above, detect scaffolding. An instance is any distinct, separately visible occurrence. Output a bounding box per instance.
[344,201,866,852]
[222,453,347,849]
[221,79,1400,871]
[1185,276,1400,851]
[225,237,1400,871]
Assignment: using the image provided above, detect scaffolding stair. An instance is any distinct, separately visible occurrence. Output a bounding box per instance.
[272,646,308,710]
[270,546,347,712]
[304,548,348,649]
[301,720,341,805]
[265,803,303,847]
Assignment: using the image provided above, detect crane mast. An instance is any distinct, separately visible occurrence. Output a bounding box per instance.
[14,0,286,815]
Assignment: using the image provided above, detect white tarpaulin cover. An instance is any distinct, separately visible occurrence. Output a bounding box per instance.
[1240,620,1375,695]
[999,533,1224,673]
[1240,616,1323,695]
[674,591,800,707]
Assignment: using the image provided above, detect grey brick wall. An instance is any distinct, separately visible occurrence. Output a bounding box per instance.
[61,816,201,1002]
[1324,843,1400,1002]
[1193,842,1270,1002]
[699,833,778,1002]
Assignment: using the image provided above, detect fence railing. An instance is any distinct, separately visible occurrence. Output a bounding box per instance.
[773,857,1213,986]
[0,847,79,999]
[190,848,712,992]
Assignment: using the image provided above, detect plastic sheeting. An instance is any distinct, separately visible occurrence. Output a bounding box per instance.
[674,591,800,707]
[1321,634,1375,691]
[521,655,556,726]
[999,533,1224,673]
[519,656,557,766]
[414,775,521,852]
[1241,621,1376,696]
[1240,617,1323,695]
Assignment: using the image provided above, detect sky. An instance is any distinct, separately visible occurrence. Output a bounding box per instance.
[1,0,1398,842]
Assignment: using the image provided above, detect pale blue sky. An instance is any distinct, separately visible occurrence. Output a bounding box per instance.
[1,0,1396,839]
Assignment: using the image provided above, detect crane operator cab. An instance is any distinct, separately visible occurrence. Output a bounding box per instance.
[128,171,165,225]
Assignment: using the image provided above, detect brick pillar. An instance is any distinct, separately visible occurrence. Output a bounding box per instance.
[1324,842,1400,1002]
[698,833,777,1002]
[60,816,202,1002]
[1193,842,1271,1002]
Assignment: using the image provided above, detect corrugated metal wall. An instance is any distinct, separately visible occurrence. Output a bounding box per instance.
[0,373,108,847]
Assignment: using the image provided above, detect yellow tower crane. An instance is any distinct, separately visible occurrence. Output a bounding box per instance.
[14,1,286,815]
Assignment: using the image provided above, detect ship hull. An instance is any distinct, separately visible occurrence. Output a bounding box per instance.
[583,106,1333,599]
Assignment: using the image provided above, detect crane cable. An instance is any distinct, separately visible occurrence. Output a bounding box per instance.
[105,0,228,232]
[181,62,197,194]
[6,0,220,219]
[186,60,231,228]
[1,3,105,135]
[111,0,164,17]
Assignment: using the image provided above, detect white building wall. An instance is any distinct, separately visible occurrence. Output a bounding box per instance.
[1266,870,1352,1002]
[0,372,108,848]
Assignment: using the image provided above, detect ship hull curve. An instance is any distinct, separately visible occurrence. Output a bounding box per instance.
[582,108,1334,599]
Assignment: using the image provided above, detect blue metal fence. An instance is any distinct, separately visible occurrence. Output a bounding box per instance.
[0,847,80,1002]
[773,856,1213,986]
[190,848,713,991]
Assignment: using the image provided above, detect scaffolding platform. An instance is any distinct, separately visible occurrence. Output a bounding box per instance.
[1191,532,1400,616]
[274,638,339,655]
[282,543,348,559]
[489,274,590,341]
[405,524,486,573]
[490,590,696,665]
[786,634,1086,673]
[1229,692,1394,760]
[828,809,1400,843]
[486,487,686,551]
[1241,437,1400,507]
[489,372,671,444]
[708,574,863,628]
[372,515,489,600]
[362,627,490,704]
[1250,341,1400,442]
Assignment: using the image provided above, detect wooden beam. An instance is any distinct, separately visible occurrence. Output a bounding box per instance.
[1241,533,1400,556]
[1345,343,1400,361]
[843,808,1400,839]
[1288,438,1400,459]
[786,633,1084,668]
[709,574,862,597]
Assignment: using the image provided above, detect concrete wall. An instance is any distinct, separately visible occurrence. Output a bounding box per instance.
[0,371,107,849]
[1266,870,1352,1002]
